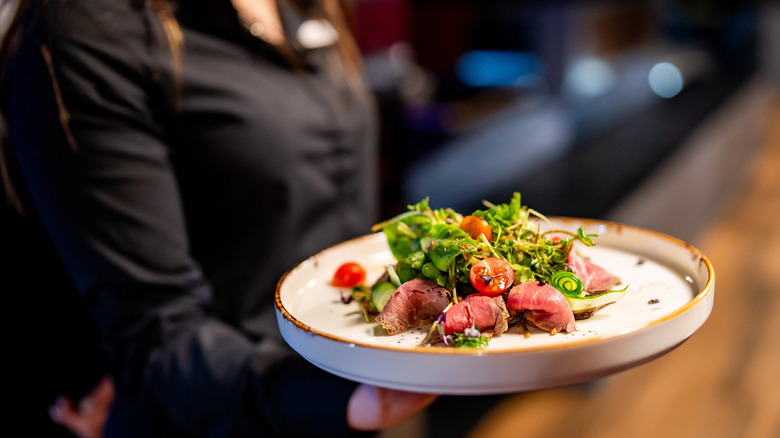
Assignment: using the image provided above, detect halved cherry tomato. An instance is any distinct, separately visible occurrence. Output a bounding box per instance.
[469,257,514,295]
[460,215,492,242]
[332,262,366,287]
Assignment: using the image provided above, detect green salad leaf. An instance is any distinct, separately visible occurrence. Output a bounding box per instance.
[421,223,477,272]
[373,198,463,261]
[449,332,491,348]
[373,193,600,303]
[363,192,627,348]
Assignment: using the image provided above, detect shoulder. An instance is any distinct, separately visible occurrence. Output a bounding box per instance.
[49,0,151,45]
[45,0,169,78]
[41,0,177,127]
[1,0,179,152]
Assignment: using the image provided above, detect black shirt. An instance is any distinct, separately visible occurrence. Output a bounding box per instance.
[2,0,378,436]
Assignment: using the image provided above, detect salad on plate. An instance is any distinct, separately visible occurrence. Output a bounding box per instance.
[335,193,628,348]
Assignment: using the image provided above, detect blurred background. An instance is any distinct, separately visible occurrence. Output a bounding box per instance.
[4,0,779,436]
[355,0,767,240]
[350,0,780,437]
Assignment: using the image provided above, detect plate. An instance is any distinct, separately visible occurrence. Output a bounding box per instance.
[275,218,714,395]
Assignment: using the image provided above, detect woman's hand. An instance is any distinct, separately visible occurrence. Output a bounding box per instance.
[347,384,437,431]
[49,376,115,438]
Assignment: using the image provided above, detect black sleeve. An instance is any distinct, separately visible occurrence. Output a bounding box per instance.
[3,2,361,436]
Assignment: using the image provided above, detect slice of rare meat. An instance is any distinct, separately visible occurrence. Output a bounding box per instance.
[506,281,576,333]
[443,294,510,336]
[567,251,621,292]
[375,278,449,335]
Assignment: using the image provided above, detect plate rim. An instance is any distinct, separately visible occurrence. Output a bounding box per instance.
[274,217,715,356]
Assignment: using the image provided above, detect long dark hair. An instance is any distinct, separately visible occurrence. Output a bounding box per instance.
[0,0,364,214]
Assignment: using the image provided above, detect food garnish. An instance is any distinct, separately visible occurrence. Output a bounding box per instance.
[339,193,626,348]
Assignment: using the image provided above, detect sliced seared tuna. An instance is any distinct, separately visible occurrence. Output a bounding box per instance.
[506,281,576,333]
[443,294,510,336]
[375,278,449,335]
[568,251,621,292]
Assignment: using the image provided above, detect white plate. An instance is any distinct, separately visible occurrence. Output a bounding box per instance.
[275,218,714,395]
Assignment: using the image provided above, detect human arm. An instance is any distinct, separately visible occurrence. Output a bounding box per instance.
[46,378,437,437]
[3,1,430,435]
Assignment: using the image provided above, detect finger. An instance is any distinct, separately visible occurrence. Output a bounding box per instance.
[347,384,438,431]
[49,397,92,438]
[91,376,115,405]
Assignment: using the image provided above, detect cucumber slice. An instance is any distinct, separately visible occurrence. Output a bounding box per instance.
[565,288,628,319]
[371,281,397,312]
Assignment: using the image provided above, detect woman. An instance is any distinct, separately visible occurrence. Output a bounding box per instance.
[1,0,435,436]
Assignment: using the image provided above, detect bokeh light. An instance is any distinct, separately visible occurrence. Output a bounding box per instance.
[648,62,684,98]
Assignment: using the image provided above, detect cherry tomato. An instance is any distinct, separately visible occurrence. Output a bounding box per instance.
[460,215,492,242]
[469,257,514,295]
[332,262,366,287]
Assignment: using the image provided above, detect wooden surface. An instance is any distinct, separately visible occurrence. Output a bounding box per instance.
[462,99,780,438]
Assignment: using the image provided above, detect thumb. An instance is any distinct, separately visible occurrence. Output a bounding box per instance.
[347,384,437,431]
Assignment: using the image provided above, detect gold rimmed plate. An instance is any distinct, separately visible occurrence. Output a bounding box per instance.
[274,218,715,394]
